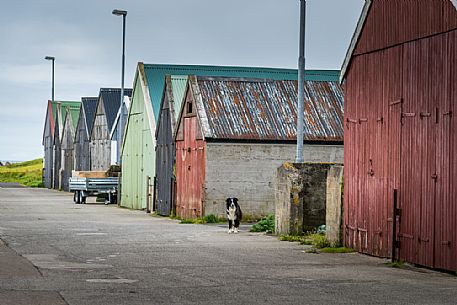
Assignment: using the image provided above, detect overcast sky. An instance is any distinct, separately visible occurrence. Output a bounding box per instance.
[0,0,363,161]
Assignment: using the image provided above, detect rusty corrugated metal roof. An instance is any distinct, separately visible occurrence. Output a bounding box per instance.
[193,77,344,142]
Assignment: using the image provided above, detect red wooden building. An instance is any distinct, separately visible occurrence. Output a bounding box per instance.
[341,0,457,271]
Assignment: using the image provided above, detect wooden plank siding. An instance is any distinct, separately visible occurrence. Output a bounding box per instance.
[120,76,151,210]
[343,0,457,271]
[74,109,91,171]
[43,103,54,189]
[175,88,206,219]
[155,80,174,216]
[75,98,97,171]
[90,98,111,171]
[53,121,62,190]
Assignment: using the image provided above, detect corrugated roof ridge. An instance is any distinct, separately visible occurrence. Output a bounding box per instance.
[145,64,338,75]
[144,63,297,73]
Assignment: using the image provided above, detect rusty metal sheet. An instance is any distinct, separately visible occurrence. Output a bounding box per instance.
[196,78,344,142]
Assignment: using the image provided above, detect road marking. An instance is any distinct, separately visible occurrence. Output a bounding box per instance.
[76,232,107,236]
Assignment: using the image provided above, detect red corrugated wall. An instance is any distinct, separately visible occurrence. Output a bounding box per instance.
[345,0,457,271]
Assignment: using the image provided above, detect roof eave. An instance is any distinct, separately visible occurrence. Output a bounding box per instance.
[340,0,372,83]
[191,76,212,139]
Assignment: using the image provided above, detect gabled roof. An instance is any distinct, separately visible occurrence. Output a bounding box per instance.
[156,75,188,138]
[139,63,340,122]
[42,100,57,144]
[61,104,81,141]
[178,76,344,142]
[57,101,81,131]
[97,88,133,132]
[340,0,457,82]
[42,100,80,145]
[81,97,98,137]
[110,96,131,140]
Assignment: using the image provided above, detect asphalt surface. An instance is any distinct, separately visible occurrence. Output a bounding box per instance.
[0,187,456,305]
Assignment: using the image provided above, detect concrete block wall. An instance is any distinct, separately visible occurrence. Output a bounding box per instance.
[326,166,344,246]
[275,163,344,240]
[204,142,343,218]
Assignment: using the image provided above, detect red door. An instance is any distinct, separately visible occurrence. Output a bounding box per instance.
[176,116,206,219]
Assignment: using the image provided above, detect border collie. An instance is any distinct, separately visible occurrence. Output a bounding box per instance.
[226,197,242,234]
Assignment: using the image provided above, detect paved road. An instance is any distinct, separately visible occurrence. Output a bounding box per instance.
[0,187,456,305]
[0,182,25,188]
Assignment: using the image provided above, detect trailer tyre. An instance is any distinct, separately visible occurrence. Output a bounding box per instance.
[75,191,81,204]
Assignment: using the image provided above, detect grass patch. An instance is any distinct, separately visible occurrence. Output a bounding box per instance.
[0,158,43,187]
[179,214,226,224]
[250,214,275,234]
[180,218,205,224]
[202,214,226,223]
[280,235,304,242]
[241,213,263,223]
[385,261,405,268]
[320,247,354,253]
[280,232,334,249]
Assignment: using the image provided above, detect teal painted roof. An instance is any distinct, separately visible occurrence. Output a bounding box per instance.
[58,101,81,130]
[69,106,81,131]
[142,64,339,121]
[170,75,188,120]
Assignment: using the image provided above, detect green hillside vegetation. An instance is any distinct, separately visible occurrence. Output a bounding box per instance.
[0,158,43,187]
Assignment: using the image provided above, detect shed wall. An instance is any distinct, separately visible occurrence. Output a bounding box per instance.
[345,27,457,271]
[74,111,91,171]
[156,105,174,216]
[60,116,75,192]
[53,125,61,190]
[121,78,153,210]
[175,117,206,219]
[43,115,53,188]
[91,99,111,171]
[354,0,457,55]
[204,142,344,217]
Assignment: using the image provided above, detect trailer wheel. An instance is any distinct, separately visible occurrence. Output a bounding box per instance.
[105,192,111,205]
[75,191,81,204]
[81,193,86,204]
[73,192,77,202]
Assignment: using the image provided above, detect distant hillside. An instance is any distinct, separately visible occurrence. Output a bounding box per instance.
[0,158,43,187]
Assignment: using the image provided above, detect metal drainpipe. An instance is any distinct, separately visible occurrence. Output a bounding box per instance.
[296,0,306,163]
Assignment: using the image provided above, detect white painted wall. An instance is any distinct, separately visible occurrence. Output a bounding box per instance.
[204,142,344,218]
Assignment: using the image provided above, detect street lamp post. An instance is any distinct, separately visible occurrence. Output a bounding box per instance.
[296,0,306,163]
[45,56,55,188]
[45,56,55,104]
[112,9,127,165]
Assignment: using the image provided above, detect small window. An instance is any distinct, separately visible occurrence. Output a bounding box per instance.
[187,101,193,114]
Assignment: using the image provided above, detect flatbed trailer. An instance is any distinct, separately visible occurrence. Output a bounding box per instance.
[69,177,118,204]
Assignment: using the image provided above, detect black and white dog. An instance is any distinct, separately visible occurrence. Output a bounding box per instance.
[226,197,242,234]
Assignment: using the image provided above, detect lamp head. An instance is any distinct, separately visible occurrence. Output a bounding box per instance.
[112,9,127,16]
[45,56,55,61]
